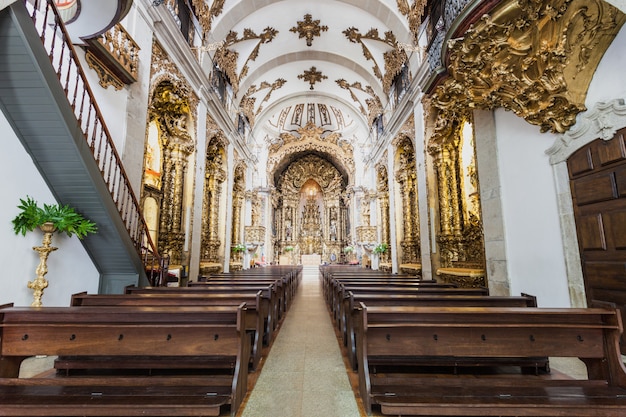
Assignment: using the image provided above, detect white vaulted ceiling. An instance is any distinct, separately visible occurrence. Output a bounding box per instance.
[208,0,415,141]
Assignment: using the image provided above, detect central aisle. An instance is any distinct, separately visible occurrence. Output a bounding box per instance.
[238,265,361,417]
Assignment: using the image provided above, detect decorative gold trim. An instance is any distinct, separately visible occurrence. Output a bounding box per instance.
[240,78,287,126]
[336,79,383,125]
[214,27,279,95]
[431,0,626,134]
[290,14,328,47]
[298,66,328,90]
[396,0,428,42]
[85,50,124,90]
[343,27,407,94]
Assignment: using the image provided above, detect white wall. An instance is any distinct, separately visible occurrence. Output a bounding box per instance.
[586,24,626,107]
[494,109,571,307]
[0,112,99,307]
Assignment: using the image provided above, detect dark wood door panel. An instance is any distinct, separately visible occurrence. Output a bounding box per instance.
[597,133,626,166]
[572,172,617,206]
[569,135,626,354]
[584,262,626,290]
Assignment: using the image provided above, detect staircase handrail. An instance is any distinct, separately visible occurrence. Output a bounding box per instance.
[25,0,165,285]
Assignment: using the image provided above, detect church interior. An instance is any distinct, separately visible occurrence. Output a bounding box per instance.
[1,0,626,415]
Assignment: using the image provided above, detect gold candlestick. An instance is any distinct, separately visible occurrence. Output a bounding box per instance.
[27,222,57,307]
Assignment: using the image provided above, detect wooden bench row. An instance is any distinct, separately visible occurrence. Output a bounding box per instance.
[0,303,249,416]
[356,304,626,416]
[0,265,301,416]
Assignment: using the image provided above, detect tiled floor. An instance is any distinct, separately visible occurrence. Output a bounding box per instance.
[238,265,361,417]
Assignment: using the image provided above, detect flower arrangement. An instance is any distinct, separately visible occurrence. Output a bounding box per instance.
[12,196,97,239]
[373,243,388,255]
[284,245,294,252]
[343,245,354,253]
[232,243,246,253]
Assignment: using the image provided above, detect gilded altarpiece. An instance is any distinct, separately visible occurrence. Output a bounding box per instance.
[376,162,391,266]
[231,162,246,270]
[145,79,196,266]
[395,136,420,264]
[200,130,226,268]
[428,115,486,287]
[274,155,348,264]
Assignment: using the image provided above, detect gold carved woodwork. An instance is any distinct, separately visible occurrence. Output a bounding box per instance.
[343,27,408,94]
[267,121,355,178]
[240,78,287,126]
[290,14,328,47]
[356,226,377,243]
[231,164,246,248]
[275,155,348,263]
[395,135,420,263]
[145,76,196,266]
[336,79,383,125]
[376,162,391,254]
[149,42,198,118]
[396,0,428,42]
[201,136,226,263]
[298,66,328,90]
[85,51,124,90]
[84,23,139,87]
[430,122,486,272]
[430,0,626,135]
[214,27,279,95]
[190,0,225,35]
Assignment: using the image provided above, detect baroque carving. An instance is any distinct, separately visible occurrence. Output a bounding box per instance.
[336,79,383,125]
[190,0,225,35]
[343,27,408,94]
[290,14,328,46]
[298,66,328,90]
[239,78,287,126]
[267,121,355,178]
[397,0,428,42]
[85,51,124,90]
[278,155,344,197]
[214,27,279,95]
[430,0,626,135]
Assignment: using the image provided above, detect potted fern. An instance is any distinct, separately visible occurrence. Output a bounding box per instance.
[11,196,97,307]
[12,196,97,238]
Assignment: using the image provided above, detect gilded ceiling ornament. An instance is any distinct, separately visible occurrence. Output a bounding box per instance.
[343,27,407,94]
[266,121,355,180]
[290,13,328,47]
[240,78,287,125]
[397,0,428,41]
[336,79,383,125]
[298,66,328,90]
[214,27,279,95]
[430,0,625,135]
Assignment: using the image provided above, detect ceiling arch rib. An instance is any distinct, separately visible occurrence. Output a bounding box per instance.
[202,0,414,154]
[210,0,411,44]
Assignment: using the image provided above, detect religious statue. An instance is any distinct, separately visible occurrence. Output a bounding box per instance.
[330,220,337,241]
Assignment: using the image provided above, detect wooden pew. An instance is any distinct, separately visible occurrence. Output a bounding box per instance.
[342,293,537,370]
[332,284,488,327]
[0,303,249,416]
[126,284,278,344]
[69,291,265,370]
[356,304,626,416]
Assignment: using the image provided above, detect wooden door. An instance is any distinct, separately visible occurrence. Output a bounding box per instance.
[568,130,626,353]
